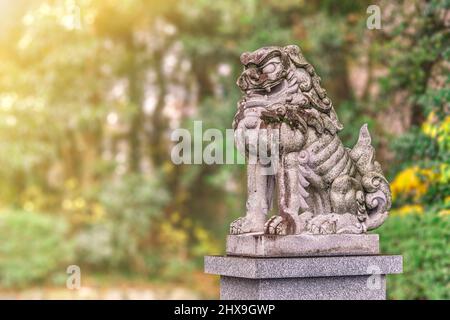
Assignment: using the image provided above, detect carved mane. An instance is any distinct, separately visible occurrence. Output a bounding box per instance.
[286,45,344,133]
[233,45,343,135]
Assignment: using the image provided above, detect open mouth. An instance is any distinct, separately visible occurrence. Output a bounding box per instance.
[247,79,287,98]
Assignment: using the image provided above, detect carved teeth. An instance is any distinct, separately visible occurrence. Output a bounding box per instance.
[266,87,271,93]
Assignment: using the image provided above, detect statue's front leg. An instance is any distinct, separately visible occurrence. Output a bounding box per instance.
[230,163,274,234]
[264,123,308,235]
[264,152,309,235]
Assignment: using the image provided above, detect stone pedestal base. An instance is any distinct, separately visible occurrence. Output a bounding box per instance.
[204,255,402,300]
[227,233,380,257]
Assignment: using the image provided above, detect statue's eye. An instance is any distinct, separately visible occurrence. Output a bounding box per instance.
[262,63,276,73]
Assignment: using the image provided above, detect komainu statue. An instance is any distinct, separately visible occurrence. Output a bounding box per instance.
[230,45,391,236]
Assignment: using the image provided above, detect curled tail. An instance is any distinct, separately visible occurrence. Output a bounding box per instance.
[350,124,391,230]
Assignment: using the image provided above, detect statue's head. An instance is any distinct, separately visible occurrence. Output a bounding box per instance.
[237,45,308,95]
[235,44,343,134]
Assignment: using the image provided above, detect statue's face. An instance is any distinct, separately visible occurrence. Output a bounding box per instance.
[237,47,287,96]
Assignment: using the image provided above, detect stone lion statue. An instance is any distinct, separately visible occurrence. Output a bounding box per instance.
[230,45,391,235]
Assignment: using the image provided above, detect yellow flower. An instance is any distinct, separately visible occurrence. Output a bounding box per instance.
[391,204,424,217]
[391,167,427,200]
[391,165,441,201]
[422,111,438,138]
[438,209,450,217]
[422,112,450,147]
[445,196,450,204]
[422,122,437,138]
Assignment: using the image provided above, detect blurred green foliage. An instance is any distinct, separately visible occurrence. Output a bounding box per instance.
[0,0,448,299]
[378,0,450,299]
[379,210,449,299]
[76,174,169,269]
[0,210,73,288]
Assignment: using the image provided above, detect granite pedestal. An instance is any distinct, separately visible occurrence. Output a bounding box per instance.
[205,235,403,300]
[226,233,380,257]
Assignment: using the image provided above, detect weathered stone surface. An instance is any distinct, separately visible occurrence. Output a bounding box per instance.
[205,255,403,279]
[220,275,386,300]
[204,44,403,301]
[230,45,392,236]
[205,255,402,300]
[226,233,379,257]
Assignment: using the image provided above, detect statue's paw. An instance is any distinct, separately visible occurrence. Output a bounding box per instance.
[264,215,289,235]
[307,214,338,234]
[229,217,245,235]
[230,216,263,234]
